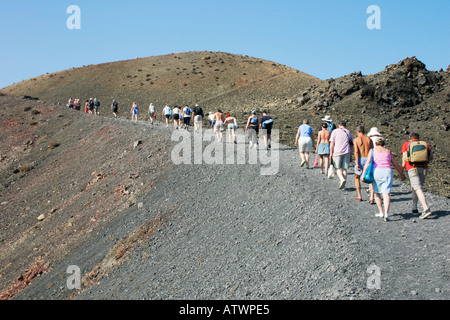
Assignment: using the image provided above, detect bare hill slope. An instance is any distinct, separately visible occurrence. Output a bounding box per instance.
[2,51,321,110]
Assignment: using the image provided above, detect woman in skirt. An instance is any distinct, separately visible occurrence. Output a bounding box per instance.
[362,138,405,221]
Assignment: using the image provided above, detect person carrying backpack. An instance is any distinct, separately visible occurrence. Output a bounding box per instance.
[183,105,192,130]
[401,132,433,219]
[193,104,204,132]
[259,110,274,149]
[111,99,119,118]
[245,110,259,148]
[93,98,100,116]
[88,98,94,114]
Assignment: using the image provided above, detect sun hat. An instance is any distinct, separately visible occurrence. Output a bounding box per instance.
[367,127,381,137]
[322,115,333,122]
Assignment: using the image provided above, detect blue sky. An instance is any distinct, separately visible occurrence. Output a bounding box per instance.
[0,0,448,88]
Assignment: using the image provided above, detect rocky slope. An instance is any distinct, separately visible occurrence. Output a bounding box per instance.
[0,94,175,299]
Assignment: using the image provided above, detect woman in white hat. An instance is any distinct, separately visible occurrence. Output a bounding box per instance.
[368,127,383,145]
[366,127,383,204]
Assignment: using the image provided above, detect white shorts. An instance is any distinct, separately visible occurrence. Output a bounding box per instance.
[298,137,312,152]
[194,115,202,124]
[214,121,224,131]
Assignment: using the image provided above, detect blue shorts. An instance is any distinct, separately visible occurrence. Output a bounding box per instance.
[355,157,368,176]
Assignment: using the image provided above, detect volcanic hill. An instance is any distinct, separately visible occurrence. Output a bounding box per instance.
[2,52,449,197]
[3,51,321,111]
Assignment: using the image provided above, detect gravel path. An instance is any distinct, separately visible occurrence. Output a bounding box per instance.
[16,125,449,300]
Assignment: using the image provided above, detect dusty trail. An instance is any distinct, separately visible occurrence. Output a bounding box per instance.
[14,122,449,300]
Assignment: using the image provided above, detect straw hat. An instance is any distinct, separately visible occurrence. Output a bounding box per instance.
[322,115,333,122]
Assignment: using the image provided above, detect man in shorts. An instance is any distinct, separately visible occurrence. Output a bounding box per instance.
[213,109,225,141]
[353,126,373,201]
[401,132,433,219]
[330,120,353,190]
[162,105,172,127]
[294,119,314,168]
[193,104,204,132]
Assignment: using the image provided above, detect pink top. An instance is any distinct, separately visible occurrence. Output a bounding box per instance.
[373,149,391,169]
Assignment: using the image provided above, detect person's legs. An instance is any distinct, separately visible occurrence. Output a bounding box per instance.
[369,184,375,203]
[408,168,430,214]
[374,193,384,217]
[299,151,306,166]
[319,155,324,173]
[324,155,329,175]
[355,174,362,200]
[382,193,391,220]
[415,188,429,212]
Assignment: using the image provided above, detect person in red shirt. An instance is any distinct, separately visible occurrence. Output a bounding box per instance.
[401,132,433,219]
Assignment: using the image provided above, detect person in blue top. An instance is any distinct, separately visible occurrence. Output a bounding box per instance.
[295,119,315,168]
[131,102,138,121]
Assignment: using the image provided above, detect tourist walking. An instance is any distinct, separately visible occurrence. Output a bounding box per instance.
[213,109,225,141]
[353,126,374,202]
[111,99,119,118]
[193,104,204,132]
[401,132,433,219]
[294,119,314,168]
[93,98,100,116]
[67,97,74,109]
[316,123,331,175]
[88,98,94,114]
[131,102,138,121]
[208,112,215,129]
[73,99,81,111]
[245,111,259,148]
[162,105,172,127]
[148,103,156,124]
[314,115,336,167]
[362,138,405,221]
[330,120,353,190]
[182,105,192,130]
[367,127,383,145]
[259,111,274,149]
[224,113,238,144]
[173,106,180,129]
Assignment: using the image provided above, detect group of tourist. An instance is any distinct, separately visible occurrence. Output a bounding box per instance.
[294,115,433,222]
[66,96,434,222]
[67,97,101,115]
